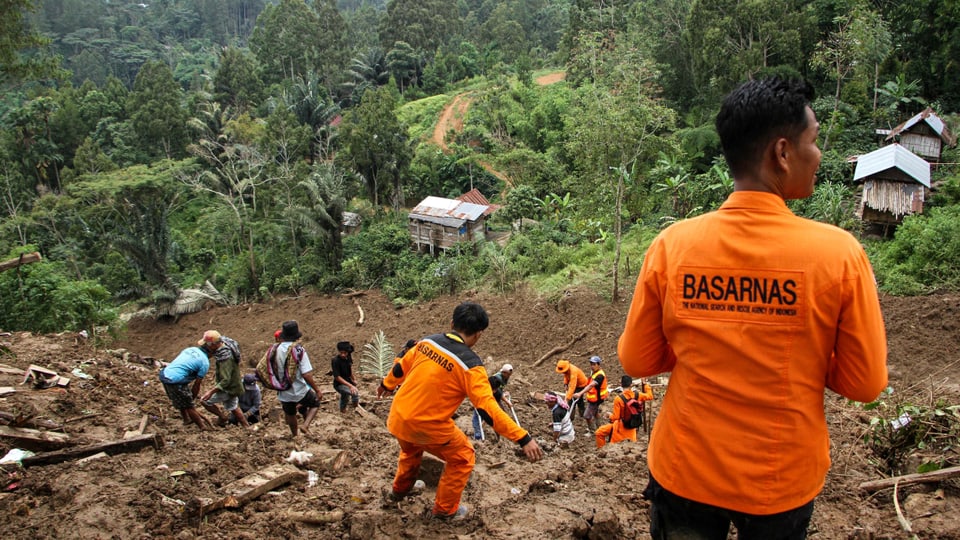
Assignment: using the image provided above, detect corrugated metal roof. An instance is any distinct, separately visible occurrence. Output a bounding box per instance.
[457,188,500,216]
[409,196,489,227]
[886,108,955,146]
[853,144,930,188]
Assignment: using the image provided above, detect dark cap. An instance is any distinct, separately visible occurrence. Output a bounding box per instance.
[279,320,302,342]
[337,341,354,353]
[243,373,258,385]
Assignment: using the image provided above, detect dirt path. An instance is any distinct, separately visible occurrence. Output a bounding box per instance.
[432,93,473,152]
[431,71,566,189]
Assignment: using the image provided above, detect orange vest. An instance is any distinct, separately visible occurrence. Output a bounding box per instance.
[586,369,608,403]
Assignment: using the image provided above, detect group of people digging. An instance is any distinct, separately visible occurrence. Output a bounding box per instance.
[158,320,362,437]
[157,78,888,532]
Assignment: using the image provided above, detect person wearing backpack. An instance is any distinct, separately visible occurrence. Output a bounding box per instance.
[273,320,321,438]
[595,375,653,448]
[198,331,249,428]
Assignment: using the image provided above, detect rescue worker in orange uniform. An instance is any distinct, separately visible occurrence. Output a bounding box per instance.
[555,358,588,420]
[377,302,543,519]
[595,375,653,448]
[574,355,608,432]
[618,78,888,539]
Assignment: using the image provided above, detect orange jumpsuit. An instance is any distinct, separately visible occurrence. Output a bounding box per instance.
[595,383,653,448]
[382,332,531,516]
[562,365,589,402]
[618,191,888,515]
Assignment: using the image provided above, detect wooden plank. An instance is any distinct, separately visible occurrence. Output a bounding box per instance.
[187,463,306,517]
[0,410,62,430]
[0,387,14,397]
[0,367,25,376]
[123,415,149,439]
[19,433,164,467]
[0,425,71,450]
[286,510,344,524]
[859,465,960,493]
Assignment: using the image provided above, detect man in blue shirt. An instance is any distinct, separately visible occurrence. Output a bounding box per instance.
[159,336,214,430]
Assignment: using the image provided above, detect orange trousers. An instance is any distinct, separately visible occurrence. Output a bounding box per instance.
[595,422,637,448]
[392,428,476,516]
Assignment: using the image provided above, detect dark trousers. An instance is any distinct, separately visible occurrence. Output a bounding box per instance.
[644,474,815,540]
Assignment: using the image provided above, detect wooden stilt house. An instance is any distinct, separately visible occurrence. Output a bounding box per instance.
[854,144,931,227]
[884,108,956,163]
[408,196,490,254]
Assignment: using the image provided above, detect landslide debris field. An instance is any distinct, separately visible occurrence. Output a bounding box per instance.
[0,289,958,539]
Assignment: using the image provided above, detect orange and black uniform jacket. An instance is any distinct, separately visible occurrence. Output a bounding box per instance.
[585,368,608,403]
[563,365,589,402]
[382,332,531,448]
[618,191,888,515]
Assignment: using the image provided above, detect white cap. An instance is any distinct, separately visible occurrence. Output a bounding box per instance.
[501,363,513,372]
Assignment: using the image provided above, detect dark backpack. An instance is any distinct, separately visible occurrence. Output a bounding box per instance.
[220,336,241,363]
[619,393,644,429]
[255,343,303,391]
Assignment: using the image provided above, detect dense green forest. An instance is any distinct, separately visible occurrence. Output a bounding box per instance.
[0,0,958,333]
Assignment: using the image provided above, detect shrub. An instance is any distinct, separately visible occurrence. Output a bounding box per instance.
[0,247,116,333]
[873,206,960,294]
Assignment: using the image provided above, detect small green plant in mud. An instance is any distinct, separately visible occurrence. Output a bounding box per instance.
[359,330,395,378]
[859,387,960,476]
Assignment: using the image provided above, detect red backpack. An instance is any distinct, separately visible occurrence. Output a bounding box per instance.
[619,393,645,429]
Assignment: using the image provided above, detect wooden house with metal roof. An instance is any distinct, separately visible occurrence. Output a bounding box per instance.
[854,143,931,227]
[884,108,956,162]
[408,196,490,254]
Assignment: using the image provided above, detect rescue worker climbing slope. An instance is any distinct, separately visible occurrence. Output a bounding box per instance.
[377,302,543,519]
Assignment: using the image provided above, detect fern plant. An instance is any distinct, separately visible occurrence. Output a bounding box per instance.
[359,330,395,378]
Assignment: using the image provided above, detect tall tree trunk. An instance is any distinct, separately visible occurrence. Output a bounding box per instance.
[612,169,624,303]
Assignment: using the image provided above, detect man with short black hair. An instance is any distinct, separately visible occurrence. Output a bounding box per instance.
[377,302,543,520]
[618,78,887,539]
[332,341,360,413]
[595,375,652,448]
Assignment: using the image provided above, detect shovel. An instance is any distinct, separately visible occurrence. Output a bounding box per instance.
[507,401,521,428]
[474,408,485,441]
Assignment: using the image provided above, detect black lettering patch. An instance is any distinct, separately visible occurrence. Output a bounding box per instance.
[676,266,804,325]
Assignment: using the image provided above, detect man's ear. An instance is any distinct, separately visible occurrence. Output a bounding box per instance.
[773,138,791,169]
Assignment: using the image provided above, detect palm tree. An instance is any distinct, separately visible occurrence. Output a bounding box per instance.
[284,71,341,159]
[284,162,351,271]
[343,47,391,105]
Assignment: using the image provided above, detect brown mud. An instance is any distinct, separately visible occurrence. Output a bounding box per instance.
[0,288,958,539]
